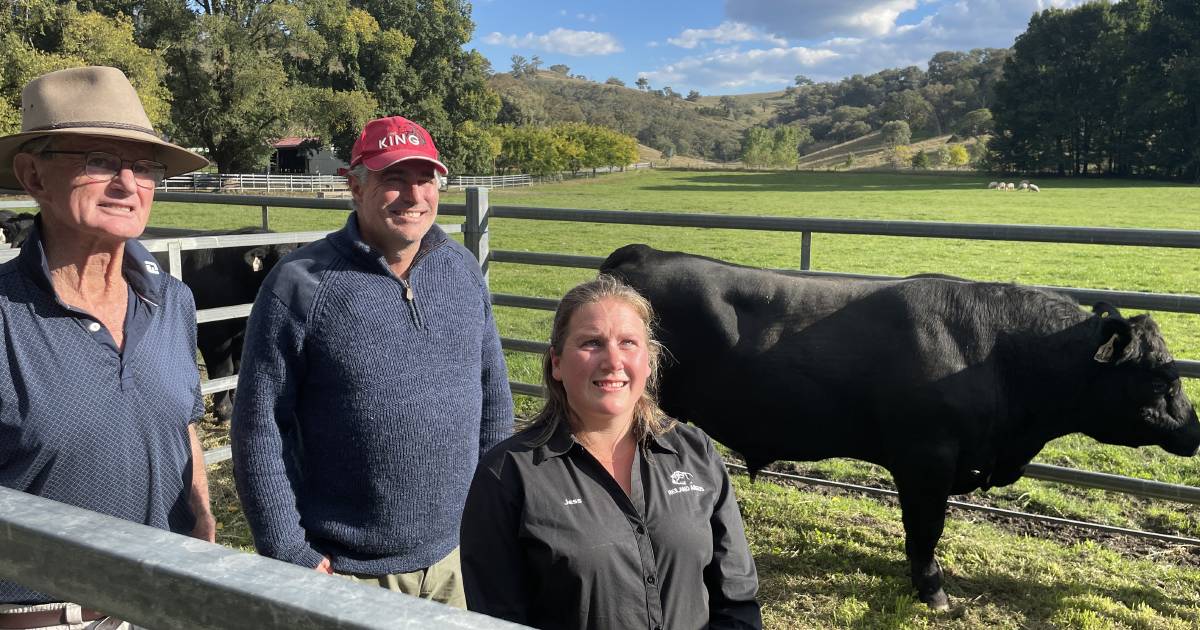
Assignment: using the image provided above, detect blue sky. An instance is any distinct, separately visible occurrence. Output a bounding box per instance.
[469,0,1096,95]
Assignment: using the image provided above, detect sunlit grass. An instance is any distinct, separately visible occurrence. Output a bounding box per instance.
[166,168,1200,628]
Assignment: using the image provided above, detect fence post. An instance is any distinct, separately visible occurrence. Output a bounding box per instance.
[167,240,183,280]
[261,205,270,231]
[800,231,812,271]
[464,187,490,283]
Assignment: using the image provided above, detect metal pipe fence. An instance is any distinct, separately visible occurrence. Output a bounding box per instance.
[3,186,1200,622]
[0,486,525,630]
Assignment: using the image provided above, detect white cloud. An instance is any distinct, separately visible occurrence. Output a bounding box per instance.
[667,21,787,49]
[576,13,598,23]
[641,45,841,90]
[481,28,623,56]
[725,0,920,38]
[654,0,1106,90]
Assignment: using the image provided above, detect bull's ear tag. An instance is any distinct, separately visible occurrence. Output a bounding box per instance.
[1094,334,1119,363]
[251,256,264,272]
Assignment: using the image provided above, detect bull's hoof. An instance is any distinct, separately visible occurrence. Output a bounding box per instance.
[920,587,949,611]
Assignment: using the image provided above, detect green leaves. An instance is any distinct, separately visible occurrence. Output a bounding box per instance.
[494,123,638,176]
[990,0,1200,179]
[4,0,498,174]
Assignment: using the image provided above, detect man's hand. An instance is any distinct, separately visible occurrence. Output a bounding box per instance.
[315,555,334,575]
[191,510,217,543]
[186,424,215,542]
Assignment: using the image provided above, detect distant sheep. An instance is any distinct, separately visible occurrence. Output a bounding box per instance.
[1019,180,1030,190]
[988,181,999,189]
[1028,184,1040,192]
[1005,182,1016,191]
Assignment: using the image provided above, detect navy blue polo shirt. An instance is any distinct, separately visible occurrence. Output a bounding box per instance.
[0,222,204,604]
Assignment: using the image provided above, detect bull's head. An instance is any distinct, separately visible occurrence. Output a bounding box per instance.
[1087,303,1200,457]
[243,243,298,274]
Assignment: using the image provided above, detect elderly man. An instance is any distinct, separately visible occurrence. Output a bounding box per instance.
[232,115,513,607]
[0,67,214,628]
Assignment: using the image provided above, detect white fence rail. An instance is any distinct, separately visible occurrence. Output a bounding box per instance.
[161,173,348,192]
[448,174,532,188]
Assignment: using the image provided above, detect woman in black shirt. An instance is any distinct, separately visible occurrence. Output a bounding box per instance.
[461,274,762,630]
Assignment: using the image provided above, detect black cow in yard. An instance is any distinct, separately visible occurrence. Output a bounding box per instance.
[600,244,1200,610]
[4,219,295,422]
[0,211,36,247]
[146,227,298,423]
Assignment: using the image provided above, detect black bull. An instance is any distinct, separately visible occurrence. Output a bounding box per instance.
[147,228,297,423]
[3,220,294,422]
[600,244,1200,609]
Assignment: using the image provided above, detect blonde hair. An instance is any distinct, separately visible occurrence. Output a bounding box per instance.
[524,274,675,446]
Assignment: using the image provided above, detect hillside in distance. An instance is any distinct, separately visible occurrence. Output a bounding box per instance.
[490,48,1006,166]
[490,70,753,162]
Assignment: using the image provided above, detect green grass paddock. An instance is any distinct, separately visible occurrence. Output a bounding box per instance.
[169,169,1200,628]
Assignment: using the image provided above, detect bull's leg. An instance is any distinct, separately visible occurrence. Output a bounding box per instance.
[197,323,238,423]
[892,467,953,610]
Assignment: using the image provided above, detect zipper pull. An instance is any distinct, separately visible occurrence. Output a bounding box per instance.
[405,284,414,301]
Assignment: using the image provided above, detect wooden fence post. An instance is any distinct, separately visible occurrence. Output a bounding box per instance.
[464,187,490,284]
[800,231,812,271]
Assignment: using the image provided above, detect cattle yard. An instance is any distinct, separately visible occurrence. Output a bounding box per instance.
[6,168,1200,628]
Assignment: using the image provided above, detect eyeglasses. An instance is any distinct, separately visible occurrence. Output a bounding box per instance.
[40,151,167,189]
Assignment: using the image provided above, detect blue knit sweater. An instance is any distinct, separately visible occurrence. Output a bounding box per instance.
[231,215,513,574]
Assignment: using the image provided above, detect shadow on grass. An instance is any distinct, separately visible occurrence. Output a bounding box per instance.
[640,171,1192,194]
[756,538,1198,628]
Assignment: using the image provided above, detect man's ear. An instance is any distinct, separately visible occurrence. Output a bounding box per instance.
[11,153,48,199]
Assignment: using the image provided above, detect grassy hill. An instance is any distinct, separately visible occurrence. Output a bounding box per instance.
[491,71,753,161]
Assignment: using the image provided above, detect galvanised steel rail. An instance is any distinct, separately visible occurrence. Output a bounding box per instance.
[0,486,526,630]
[488,205,1200,249]
[723,463,1200,546]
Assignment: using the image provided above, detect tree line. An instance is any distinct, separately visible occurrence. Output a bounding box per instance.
[774,49,1008,145]
[987,0,1200,180]
[0,0,641,177]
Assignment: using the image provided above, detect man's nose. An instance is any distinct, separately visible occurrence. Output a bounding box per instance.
[111,165,139,191]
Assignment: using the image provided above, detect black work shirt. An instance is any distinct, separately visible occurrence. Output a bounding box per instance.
[461,421,761,630]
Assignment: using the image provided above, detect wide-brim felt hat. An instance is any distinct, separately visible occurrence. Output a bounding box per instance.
[0,65,208,190]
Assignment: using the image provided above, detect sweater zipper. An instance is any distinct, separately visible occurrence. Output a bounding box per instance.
[397,240,446,331]
[400,278,424,329]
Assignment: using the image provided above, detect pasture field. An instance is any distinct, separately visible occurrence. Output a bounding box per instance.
[165,169,1200,628]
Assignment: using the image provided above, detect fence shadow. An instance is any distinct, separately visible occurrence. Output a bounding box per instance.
[640,171,1193,194]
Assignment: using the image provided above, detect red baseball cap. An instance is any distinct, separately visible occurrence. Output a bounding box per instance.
[349,115,448,175]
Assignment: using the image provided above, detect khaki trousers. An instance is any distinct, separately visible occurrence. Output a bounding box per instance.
[334,547,466,608]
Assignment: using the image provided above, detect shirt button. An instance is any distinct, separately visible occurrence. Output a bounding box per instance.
[87,322,102,333]
[646,575,656,585]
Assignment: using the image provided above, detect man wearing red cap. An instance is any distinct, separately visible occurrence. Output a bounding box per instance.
[231,116,513,606]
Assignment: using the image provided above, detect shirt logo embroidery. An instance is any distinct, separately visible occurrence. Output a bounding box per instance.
[668,470,705,495]
[563,498,582,506]
[144,261,160,275]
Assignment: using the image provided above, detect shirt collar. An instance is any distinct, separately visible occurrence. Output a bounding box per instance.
[534,418,678,464]
[17,217,166,304]
[329,213,448,272]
